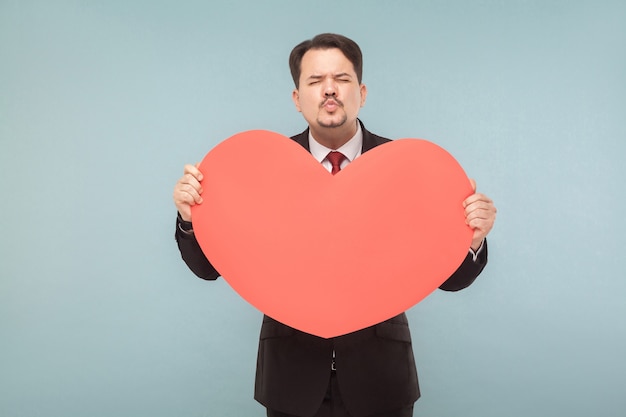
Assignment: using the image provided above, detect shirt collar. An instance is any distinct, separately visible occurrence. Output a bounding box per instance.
[308,122,363,164]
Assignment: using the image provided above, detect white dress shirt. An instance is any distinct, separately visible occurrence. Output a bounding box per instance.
[308,122,363,172]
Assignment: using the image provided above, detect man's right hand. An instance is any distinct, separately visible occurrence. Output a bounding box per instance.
[173,163,204,222]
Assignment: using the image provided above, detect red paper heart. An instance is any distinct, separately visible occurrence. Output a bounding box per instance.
[192,130,473,338]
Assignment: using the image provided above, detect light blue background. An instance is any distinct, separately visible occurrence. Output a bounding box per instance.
[1,1,625,416]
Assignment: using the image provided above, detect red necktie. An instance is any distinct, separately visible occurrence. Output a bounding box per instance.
[327,151,346,175]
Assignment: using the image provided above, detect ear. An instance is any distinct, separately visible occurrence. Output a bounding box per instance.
[292,89,302,112]
[360,84,367,107]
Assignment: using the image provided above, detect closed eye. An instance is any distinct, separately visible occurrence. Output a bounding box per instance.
[334,73,353,83]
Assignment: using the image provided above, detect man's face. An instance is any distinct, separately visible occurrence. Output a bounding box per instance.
[292,48,367,144]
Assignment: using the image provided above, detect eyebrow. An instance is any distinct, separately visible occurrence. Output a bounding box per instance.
[306,73,353,81]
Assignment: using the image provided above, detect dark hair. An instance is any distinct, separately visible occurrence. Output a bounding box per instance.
[289,33,363,88]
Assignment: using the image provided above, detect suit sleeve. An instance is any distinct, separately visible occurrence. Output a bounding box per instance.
[438,239,488,291]
[175,215,221,281]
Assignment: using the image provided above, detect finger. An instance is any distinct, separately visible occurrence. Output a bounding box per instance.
[469,178,476,193]
[175,182,204,204]
[465,209,489,224]
[463,193,493,209]
[466,209,496,234]
[467,216,488,232]
[180,173,203,194]
[465,199,497,218]
[465,199,495,216]
[184,163,204,182]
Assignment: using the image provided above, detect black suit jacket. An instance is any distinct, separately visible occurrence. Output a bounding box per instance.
[175,121,488,417]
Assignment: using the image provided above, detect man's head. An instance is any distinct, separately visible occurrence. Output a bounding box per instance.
[289,33,363,89]
[290,34,367,148]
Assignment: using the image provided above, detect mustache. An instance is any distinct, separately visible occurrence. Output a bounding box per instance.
[320,97,344,108]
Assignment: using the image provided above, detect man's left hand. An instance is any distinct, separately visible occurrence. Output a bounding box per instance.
[464,179,497,251]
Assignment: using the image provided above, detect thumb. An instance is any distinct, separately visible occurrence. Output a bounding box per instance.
[469,178,476,192]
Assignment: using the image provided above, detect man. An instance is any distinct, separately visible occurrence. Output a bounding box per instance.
[173,33,496,417]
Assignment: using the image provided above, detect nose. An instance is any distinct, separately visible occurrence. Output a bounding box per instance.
[323,81,337,97]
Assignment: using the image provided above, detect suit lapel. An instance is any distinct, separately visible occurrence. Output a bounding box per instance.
[291,129,311,152]
[360,120,389,153]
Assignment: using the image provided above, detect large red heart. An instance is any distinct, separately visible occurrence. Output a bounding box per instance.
[192,130,473,338]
